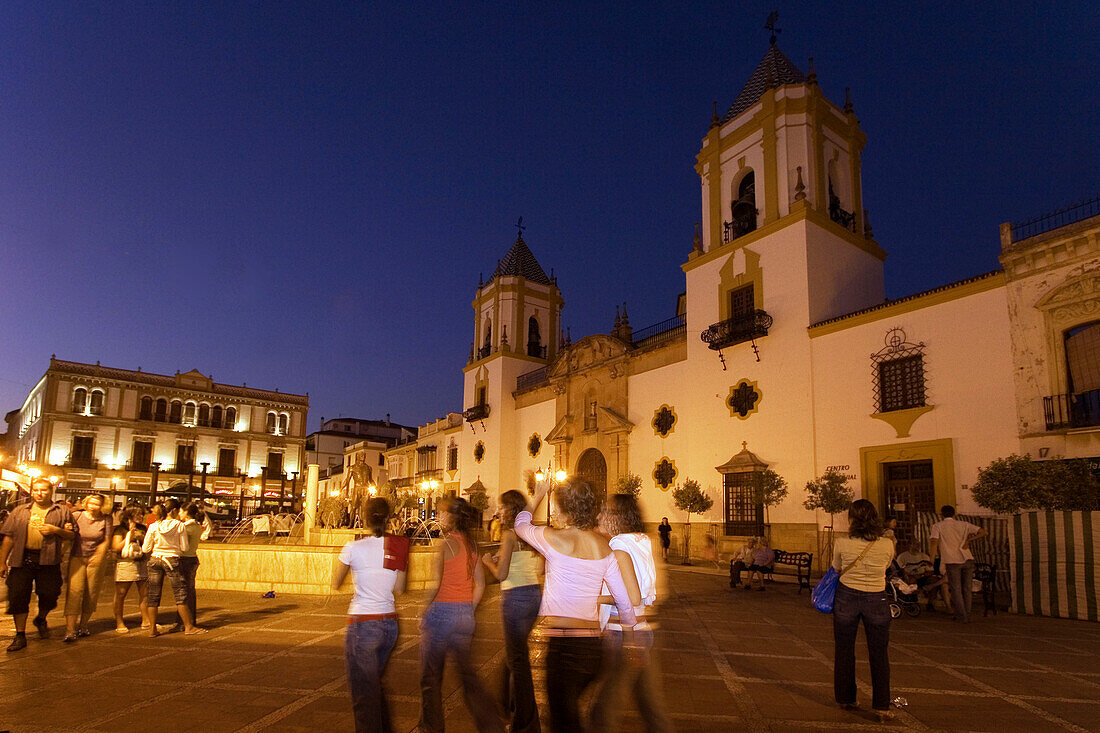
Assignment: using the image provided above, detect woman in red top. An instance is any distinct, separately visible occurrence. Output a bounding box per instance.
[418,497,504,733]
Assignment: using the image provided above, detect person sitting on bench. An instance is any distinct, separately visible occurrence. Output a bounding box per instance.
[729,537,756,588]
[745,537,775,591]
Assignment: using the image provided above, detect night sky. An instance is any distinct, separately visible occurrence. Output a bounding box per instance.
[1,2,1097,429]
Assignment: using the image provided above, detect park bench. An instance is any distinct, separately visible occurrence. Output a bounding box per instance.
[767,550,813,593]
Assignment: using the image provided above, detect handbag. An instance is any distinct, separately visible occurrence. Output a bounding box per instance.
[120,529,143,560]
[811,539,877,614]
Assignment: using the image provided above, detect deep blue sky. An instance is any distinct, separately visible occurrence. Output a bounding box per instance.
[1,2,1098,429]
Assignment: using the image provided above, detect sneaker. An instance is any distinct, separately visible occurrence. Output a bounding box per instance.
[32,617,49,639]
[6,634,27,652]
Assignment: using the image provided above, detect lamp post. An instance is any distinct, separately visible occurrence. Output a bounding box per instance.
[199,462,209,505]
[290,471,299,512]
[149,462,161,506]
[534,463,569,526]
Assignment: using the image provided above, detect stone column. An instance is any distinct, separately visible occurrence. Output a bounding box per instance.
[304,464,320,543]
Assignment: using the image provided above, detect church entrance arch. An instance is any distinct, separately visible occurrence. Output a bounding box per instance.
[575,448,607,501]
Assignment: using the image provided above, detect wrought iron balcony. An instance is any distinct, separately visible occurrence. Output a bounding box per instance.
[527,343,547,358]
[477,344,493,359]
[64,457,99,469]
[700,310,773,351]
[463,403,490,422]
[632,315,686,349]
[1044,389,1100,430]
[125,460,151,472]
[723,218,756,244]
[390,476,415,488]
[216,465,238,477]
[829,192,856,232]
[416,468,444,482]
[516,366,549,391]
[166,463,194,474]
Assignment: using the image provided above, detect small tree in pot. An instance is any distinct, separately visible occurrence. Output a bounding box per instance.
[613,472,643,499]
[753,468,788,537]
[672,478,713,565]
[803,470,854,561]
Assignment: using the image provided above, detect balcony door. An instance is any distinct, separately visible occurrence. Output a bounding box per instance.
[218,448,236,476]
[882,460,935,542]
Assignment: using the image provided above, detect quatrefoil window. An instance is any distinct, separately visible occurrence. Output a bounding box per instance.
[727,380,762,420]
[653,458,677,490]
[652,405,676,437]
[528,434,542,457]
[473,441,485,463]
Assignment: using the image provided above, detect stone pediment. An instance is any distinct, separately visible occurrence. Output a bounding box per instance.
[545,414,573,444]
[1035,266,1100,309]
[598,406,634,434]
[547,334,630,378]
[176,369,213,390]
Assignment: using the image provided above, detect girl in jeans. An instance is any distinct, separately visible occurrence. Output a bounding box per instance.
[482,490,545,733]
[418,497,504,733]
[333,497,407,733]
[832,499,897,721]
[142,502,204,636]
[514,478,640,733]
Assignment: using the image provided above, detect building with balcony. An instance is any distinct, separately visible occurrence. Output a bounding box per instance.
[6,358,308,510]
[305,416,416,479]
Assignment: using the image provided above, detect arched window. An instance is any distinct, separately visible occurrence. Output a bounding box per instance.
[72,388,87,414]
[225,406,237,429]
[828,159,855,231]
[169,400,182,424]
[266,412,277,434]
[154,398,168,422]
[727,171,757,241]
[184,402,196,425]
[198,403,210,427]
[89,390,104,415]
[211,405,223,428]
[278,413,289,436]
[480,318,492,358]
[139,396,153,420]
[527,316,543,357]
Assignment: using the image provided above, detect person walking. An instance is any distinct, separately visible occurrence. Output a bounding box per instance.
[178,503,212,629]
[514,478,640,733]
[418,496,504,733]
[111,507,149,633]
[832,499,897,721]
[590,494,671,733]
[657,518,671,562]
[63,493,113,641]
[0,478,76,652]
[333,497,408,733]
[482,490,544,733]
[929,505,987,623]
[142,501,204,636]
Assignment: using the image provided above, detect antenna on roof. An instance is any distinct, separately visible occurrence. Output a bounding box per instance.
[765,11,781,45]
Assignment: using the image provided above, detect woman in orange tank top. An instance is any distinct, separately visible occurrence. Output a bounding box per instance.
[418,497,504,732]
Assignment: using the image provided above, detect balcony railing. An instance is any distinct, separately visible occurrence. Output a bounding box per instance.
[477,344,493,359]
[1012,195,1100,242]
[829,193,856,232]
[416,468,444,482]
[723,219,755,244]
[700,309,773,350]
[125,460,151,472]
[632,315,686,349]
[64,457,99,469]
[166,463,194,474]
[527,343,547,359]
[390,476,415,488]
[463,403,490,422]
[216,465,238,477]
[516,366,549,391]
[1044,389,1100,430]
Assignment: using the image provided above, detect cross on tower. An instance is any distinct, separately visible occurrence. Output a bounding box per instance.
[765,11,781,45]
[515,216,526,236]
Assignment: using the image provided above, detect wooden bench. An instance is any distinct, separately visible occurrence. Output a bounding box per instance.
[767,550,814,593]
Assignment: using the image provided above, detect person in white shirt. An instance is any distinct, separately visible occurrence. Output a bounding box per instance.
[332,497,408,733]
[590,493,671,733]
[178,503,213,630]
[929,505,988,623]
[141,500,204,636]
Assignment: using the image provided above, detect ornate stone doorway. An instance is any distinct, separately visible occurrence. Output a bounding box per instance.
[575,448,607,501]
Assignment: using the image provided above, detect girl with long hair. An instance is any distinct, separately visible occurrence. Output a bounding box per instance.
[482,490,545,733]
[418,496,504,732]
[333,497,408,733]
[111,507,149,633]
[832,498,897,721]
[514,478,640,732]
[590,493,671,733]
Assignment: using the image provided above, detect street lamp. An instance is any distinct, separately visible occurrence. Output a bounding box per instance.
[534,466,569,526]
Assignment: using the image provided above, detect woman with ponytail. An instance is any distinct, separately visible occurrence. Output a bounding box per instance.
[333,497,408,733]
[482,490,544,733]
[418,496,504,732]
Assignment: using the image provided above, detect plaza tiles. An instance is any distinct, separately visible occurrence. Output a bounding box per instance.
[1,568,1099,732]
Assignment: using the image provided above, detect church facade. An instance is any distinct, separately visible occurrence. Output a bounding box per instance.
[394,41,1100,558]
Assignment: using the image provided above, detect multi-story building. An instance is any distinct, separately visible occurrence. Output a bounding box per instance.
[383,412,463,518]
[7,358,308,512]
[305,416,416,479]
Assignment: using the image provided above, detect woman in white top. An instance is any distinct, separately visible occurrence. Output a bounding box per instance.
[332,497,408,733]
[590,493,671,733]
[141,500,203,636]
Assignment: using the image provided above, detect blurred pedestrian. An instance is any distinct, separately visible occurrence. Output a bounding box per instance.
[112,507,149,632]
[657,518,671,562]
[0,478,75,652]
[178,502,213,629]
[590,493,671,733]
[514,478,640,733]
[418,496,504,733]
[482,490,544,733]
[334,497,408,733]
[833,499,896,721]
[929,506,987,623]
[64,493,113,641]
[143,501,204,636]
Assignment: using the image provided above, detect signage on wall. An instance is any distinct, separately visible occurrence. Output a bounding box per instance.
[825,464,858,481]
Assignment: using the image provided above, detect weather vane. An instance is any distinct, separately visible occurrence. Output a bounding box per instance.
[765,11,780,45]
[515,216,525,236]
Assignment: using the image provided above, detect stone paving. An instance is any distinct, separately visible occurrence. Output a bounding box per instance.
[1,565,1099,732]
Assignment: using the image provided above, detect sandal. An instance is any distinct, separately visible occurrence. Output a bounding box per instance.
[77,628,91,638]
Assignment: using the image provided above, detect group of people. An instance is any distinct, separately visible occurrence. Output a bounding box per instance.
[0,477,212,652]
[334,477,671,733]
[830,501,987,720]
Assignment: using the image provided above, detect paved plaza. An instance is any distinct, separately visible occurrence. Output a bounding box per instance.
[1,566,1099,732]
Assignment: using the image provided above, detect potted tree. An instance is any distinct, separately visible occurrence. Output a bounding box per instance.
[752,467,788,542]
[613,472,643,499]
[672,478,713,565]
[802,470,853,565]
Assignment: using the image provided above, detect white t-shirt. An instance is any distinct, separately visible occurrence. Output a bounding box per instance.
[142,519,190,558]
[930,517,981,564]
[599,532,657,629]
[339,536,400,615]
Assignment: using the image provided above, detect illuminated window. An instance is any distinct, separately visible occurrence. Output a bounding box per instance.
[89,390,104,416]
[266,412,277,434]
[278,413,289,436]
[72,388,87,414]
[225,407,237,429]
[184,402,196,425]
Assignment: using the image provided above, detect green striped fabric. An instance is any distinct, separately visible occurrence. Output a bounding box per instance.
[1009,511,1099,621]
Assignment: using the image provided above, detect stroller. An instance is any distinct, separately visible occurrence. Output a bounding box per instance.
[887,571,922,618]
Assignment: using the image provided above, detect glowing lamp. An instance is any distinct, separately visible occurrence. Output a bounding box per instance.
[535,471,545,481]
[49,475,60,483]
[111,477,119,484]
[27,468,42,479]
[329,489,340,497]
[555,470,567,482]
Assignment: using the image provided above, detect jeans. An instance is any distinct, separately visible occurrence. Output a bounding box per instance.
[146,556,186,607]
[546,635,603,733]
[419,602,503,733]
[179,556,200,623]
[833,583,891,711]
[946,561,975,622]
[346,617,399,733]
[500,585,542,733]
[590,628,671,733]
[5,555,62,617]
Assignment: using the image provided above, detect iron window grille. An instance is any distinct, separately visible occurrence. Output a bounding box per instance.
[872,328,927,413]
[724,472,764,536]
